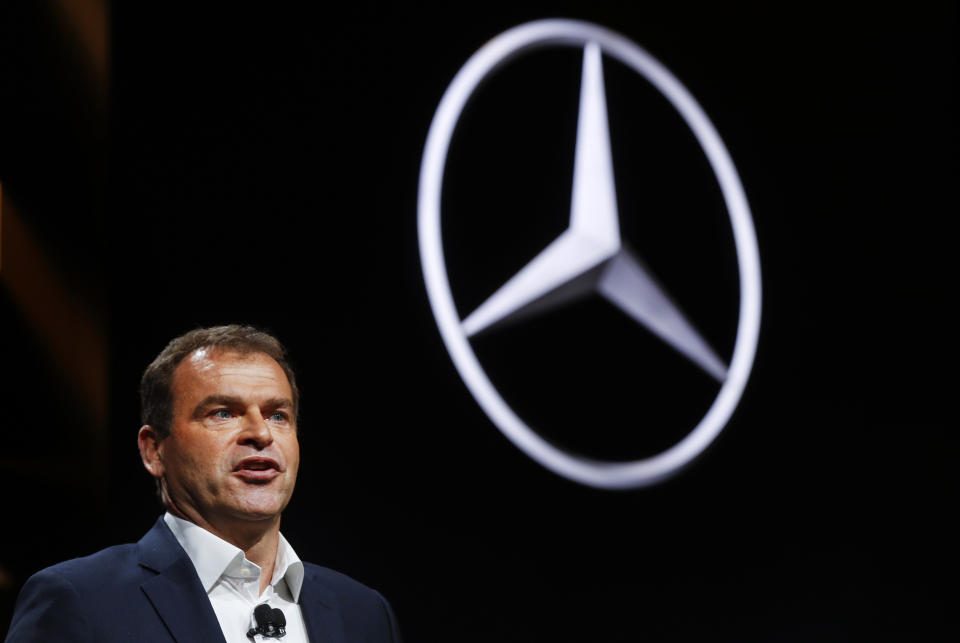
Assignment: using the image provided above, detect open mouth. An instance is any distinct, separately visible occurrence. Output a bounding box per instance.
[233,457,281,482]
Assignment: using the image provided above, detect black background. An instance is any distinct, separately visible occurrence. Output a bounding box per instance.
[1,2,955,640]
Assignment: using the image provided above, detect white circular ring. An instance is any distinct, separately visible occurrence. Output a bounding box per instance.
[418,19,762,489]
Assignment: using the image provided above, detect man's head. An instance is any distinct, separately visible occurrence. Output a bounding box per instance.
[140,325,299,439]
[137,325,301,536]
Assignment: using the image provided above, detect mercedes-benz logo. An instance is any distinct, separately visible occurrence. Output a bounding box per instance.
[418,19,762,489]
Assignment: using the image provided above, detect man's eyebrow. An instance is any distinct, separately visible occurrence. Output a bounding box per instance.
[192,395,243,417]
[262,398,294,410]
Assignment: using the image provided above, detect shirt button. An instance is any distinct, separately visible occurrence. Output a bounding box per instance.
[240,568,252,578]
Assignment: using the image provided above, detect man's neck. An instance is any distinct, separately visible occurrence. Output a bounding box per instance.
[169,505,281,594]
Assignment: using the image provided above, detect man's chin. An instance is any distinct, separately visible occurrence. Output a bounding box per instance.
[228,496,291,522]
[215,481,293,521]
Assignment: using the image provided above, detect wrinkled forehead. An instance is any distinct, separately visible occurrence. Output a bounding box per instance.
[182,346,284,374]
[172,347,291,402]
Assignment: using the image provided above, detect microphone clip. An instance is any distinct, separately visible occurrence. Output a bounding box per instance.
[246,604,287,639]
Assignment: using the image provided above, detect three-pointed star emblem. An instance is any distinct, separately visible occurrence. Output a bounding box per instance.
[418,20,762,489]
[461,42,727,382]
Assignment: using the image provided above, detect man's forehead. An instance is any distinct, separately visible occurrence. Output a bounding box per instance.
[186,347,217,373]
[185,347,275,367]
[175,348,289,388]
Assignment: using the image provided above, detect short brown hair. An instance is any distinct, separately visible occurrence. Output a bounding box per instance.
[140,325,299,439]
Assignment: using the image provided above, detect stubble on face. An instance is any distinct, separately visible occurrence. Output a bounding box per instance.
[158,349,300,538]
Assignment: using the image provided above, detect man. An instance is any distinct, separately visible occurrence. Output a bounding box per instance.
[6,325,401,642]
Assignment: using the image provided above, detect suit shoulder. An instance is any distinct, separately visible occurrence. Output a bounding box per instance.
[38,543,140,586]
[301,562,399,612]
[4,555,122,641]
[302,563,401,641]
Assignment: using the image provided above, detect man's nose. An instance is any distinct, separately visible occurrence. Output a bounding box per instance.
[240,409,274,448]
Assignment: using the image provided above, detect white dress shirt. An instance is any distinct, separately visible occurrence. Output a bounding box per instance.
[163,513,310,642]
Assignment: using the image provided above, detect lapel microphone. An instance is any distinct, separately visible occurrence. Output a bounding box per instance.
[246,604,287,639]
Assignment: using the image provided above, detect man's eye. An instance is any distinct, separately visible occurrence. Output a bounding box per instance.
[269,412,288,423]
[211,409,232,419]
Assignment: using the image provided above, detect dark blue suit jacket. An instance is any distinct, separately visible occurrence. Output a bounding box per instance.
[6,518,401,642]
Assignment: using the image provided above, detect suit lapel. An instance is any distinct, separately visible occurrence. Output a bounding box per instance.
[135,518,347,643]
[299,569,347,643]
[137,518,227,643]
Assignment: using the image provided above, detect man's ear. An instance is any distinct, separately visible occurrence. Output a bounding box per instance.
[138,425,165,479]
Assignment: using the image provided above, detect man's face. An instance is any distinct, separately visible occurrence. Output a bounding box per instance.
[154,348,300,529]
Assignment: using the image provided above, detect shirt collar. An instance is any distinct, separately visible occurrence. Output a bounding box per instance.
[163,513,305,601]
[274,531,305,600]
